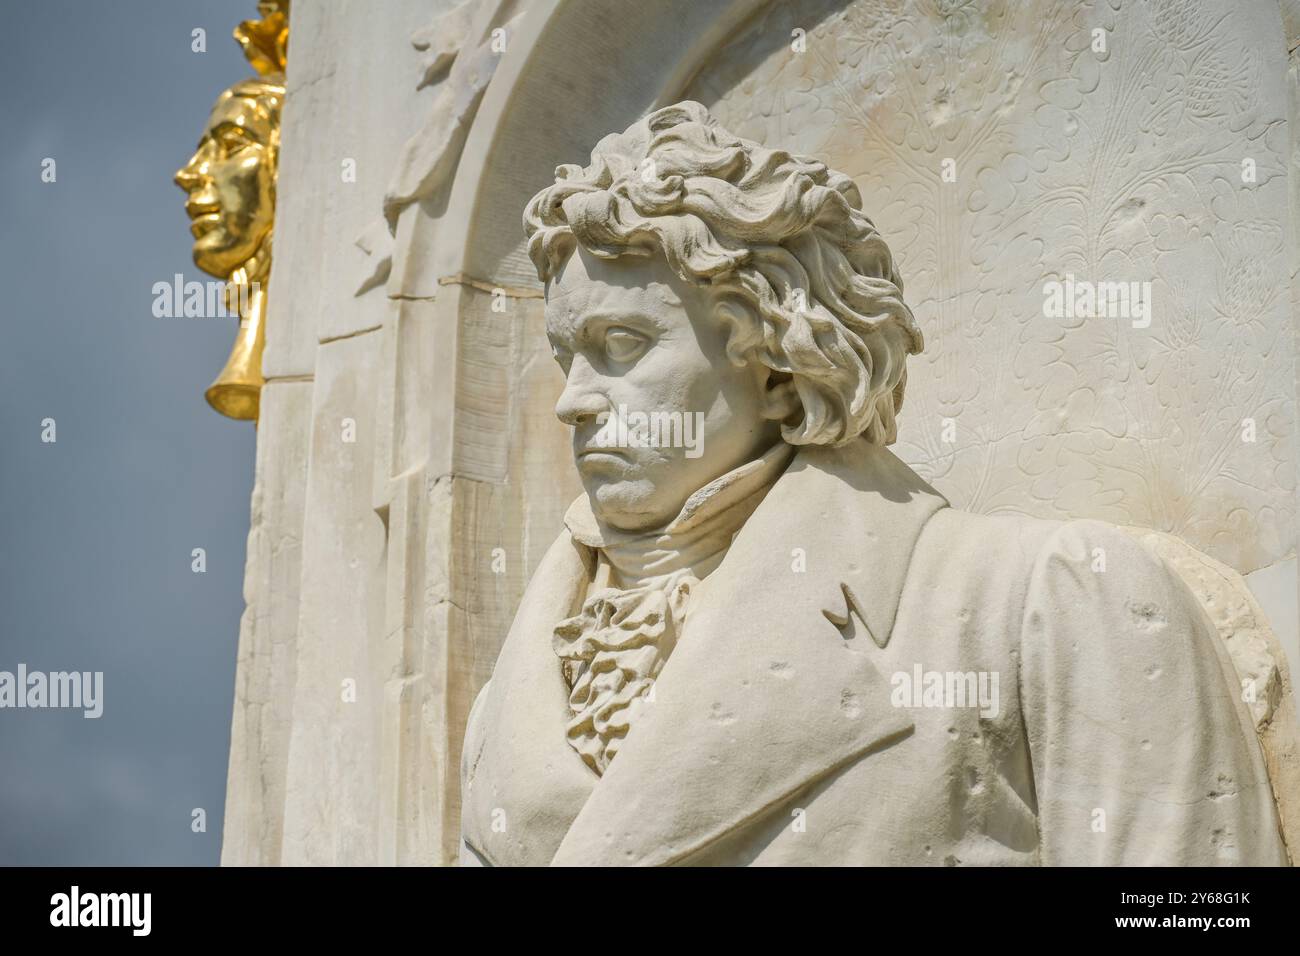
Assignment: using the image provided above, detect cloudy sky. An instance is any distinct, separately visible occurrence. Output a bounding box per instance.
[0,0,261,864]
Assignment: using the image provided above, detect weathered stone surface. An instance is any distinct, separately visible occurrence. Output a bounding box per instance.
[221,379,311,866]
[279,333,387,865]
[688,0,1295,577]
[224,0,1300,867]
[1126,527,1300,855]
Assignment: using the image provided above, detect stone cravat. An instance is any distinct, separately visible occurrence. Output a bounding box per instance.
[553,442,794,775]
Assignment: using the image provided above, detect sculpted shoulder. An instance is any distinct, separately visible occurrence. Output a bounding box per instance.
[907,508,1185,603]
[1026,516,1194,614]
[907,506,1060,596]
[1012,514,1245,732]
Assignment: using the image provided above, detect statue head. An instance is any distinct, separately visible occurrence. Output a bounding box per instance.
[174,3,287,281]
[524,101,922,532]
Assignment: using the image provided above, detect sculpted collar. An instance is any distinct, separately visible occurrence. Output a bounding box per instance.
[461,438,951,866]
[553,442,794,774]
[562,441,796,588]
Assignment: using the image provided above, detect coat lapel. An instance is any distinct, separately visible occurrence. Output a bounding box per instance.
[460,533,599,866]
[550,439,949,866]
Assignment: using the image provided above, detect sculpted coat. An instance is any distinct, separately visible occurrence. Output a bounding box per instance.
[459,439,1287,866]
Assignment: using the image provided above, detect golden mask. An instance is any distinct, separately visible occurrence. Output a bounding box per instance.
[174,2,288,421]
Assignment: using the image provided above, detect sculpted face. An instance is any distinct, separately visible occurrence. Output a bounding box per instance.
[174,90,276,277]
[546,248,795,532]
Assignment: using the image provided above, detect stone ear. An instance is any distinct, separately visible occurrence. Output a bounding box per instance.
[760,368,800,423]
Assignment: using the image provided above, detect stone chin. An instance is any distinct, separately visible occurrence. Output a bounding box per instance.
[575,449,678,533]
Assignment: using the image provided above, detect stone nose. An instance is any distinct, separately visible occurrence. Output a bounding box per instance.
[554,354,608,426]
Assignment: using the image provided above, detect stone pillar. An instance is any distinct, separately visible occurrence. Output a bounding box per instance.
[222,0,476,866]
[222,0,1300,866]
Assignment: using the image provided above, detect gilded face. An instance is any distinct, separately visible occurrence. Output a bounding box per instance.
[175,89,277,277]
[546,248,794,532]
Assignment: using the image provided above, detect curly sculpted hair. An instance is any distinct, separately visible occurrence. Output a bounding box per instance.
[523,101,922,447]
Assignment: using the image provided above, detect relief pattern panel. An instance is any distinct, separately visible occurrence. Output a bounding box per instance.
[687,0,1295,573]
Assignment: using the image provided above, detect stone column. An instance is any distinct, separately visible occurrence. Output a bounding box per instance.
[222,0,1300,866]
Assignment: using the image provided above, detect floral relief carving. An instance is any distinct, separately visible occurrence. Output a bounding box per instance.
[687,0,1293,572]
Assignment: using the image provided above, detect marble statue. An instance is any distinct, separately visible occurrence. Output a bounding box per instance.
[174,1,287,421]
[457,101,1289,866]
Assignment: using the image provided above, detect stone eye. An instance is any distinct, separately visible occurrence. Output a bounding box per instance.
[604,328,647,363]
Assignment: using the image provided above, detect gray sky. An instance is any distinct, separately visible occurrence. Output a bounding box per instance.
[0,0,260,864]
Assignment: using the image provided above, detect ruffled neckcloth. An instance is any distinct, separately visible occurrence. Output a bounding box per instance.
[554,442,794,774]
